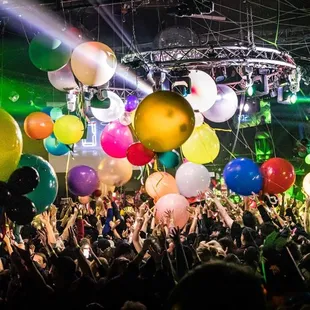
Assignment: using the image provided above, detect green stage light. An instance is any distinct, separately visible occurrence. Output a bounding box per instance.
[289,94,297,104]
[246,85,254,97]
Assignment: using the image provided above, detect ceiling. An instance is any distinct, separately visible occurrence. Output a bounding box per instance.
[0,0,309,170]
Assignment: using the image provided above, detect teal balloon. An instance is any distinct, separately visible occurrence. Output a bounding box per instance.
[29,34,71,72]
[18,154,58,214]
[50,107,63,121]
[158,151,180,168]
[43,135,70,156]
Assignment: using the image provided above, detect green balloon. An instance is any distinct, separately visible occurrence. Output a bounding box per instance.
[29,34,71,72]
[158,150,180,168]
[305,154,310,165]
[18,154,58,214]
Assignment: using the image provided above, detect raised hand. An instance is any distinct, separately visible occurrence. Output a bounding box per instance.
[170,227,181,244]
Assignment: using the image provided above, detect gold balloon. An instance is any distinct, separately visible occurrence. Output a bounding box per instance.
[100,183,115,196]
[0,109,23,181]
[134,91,195,152]
[71,41,117,87]
[98,157,132,186]
[181,123,220,164]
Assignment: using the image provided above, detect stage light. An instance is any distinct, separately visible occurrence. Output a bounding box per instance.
[246,85,254,97]
[243,103,250,112]
[66,91,77,112]
[289,93,297,104]
[9,91,19,102]
[169,68,191,97]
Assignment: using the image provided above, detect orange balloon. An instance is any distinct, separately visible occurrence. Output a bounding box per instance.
[145,172,179,200]
[24,112,54,140]
[78,196,90,204]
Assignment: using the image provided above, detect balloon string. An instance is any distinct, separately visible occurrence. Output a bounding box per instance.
[154,157,158,172]
[146,164,150,177]
[213,128,232,132]
[65,152,71,198]
[220,143,236,159]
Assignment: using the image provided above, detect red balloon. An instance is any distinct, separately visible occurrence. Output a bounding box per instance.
[92,189,102,197]
[260,158,295,194]
[127,142,155,166]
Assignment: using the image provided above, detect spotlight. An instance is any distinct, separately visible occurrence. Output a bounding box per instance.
[169,68,191,97]
[243,103,250,112]
[92,89,111,109]
[66,91,77,112]
[277,86,298,104]
[148,70,166,91]
[289,93,298,104]
[246,85,254,97]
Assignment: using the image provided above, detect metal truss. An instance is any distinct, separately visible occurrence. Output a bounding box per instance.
[121,45,297,70]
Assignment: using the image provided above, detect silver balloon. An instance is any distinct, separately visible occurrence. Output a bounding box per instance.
[203,85,238,123]
[48,64,78,92]
[91,91,125,123]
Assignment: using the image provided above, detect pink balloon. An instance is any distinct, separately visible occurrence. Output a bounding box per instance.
[155,194,190,229]
[100,121,133,158]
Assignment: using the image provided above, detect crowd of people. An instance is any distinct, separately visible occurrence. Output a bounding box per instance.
[1,187,310,310]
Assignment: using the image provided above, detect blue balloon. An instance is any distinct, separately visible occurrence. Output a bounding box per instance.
[43,135,70,156]
[158,150,180,168]
[223,158,263,196]
[41,106,53,116]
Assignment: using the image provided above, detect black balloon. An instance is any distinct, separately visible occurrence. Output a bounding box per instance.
[8,166,40,195]
[0,181,11,206]
[5,195,37,225]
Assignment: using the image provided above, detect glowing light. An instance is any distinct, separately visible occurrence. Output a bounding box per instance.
[243,103,250,112]
[247,86,254,97]
[289,94,297,104]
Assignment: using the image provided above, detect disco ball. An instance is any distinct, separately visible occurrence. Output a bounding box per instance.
[153,26,200,49]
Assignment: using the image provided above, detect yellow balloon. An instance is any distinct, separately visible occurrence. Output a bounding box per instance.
[54,115,84,144]
[130,109,136,129]
[71,41,117,87]
[0,109,23,181]
[181,123,220,164]
[303,173,310,196]
[134,91,195,152]
[98,157,132,186]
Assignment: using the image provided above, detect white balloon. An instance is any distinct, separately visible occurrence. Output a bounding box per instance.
[194,112,204,127]
[186,70,217,112]
[119,111,132,126]
[303,173,310,196]
[203,84,238,123]
[175,162,211,198]
[48,64,78,92]
[91,91,125,123]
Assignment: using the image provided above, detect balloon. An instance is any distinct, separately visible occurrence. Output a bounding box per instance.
[68,165,99,196]
[203,84,238,123]
[24,112,54,140]
[78,196,90,204]
[175,162,211,198]
[261,158,296,194]
[71,41,117,86]
[29,34,71,72]
[125,95,139,112]
[223,158,263,196]
[41,106,53,116]
[50,107,63,121]
[194,112,204,127]
[155,194,189,228]
[18,154,58,214]
[303,173,310,196]
[100,121,133,158]
[5,195,37,225]
[48,63,78,92]
[119,112,132,126]
[92,189,102,198]
[126,142,155,166]
[145,172,179,200]
[305,154,310,165]
[91,91,125,123]
[158,150,180,168]
[54,115,84,144]
[98,157,132,186]
[8,167,39,195]
[99,183,115,196]
[0,109,22,181]
[186,70,217,112]
[181,123,220,164]
[43,135,70,156]
[134,91,195,152]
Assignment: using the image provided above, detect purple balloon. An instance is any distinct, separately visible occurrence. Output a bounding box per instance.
[67,165,99,196]
[125,95,139,112]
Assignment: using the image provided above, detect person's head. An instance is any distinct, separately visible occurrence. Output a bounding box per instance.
[241,227,257,246]
[121,301,147,310]
[243,211,256,230]
[107,257,130,279]
[114,241,134,260]
[33,253,47,269]
[168,262,266,310]
[80,238,91,259]
[260,222,276,240]
[218,237,235,254]
[51,256,77,288]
